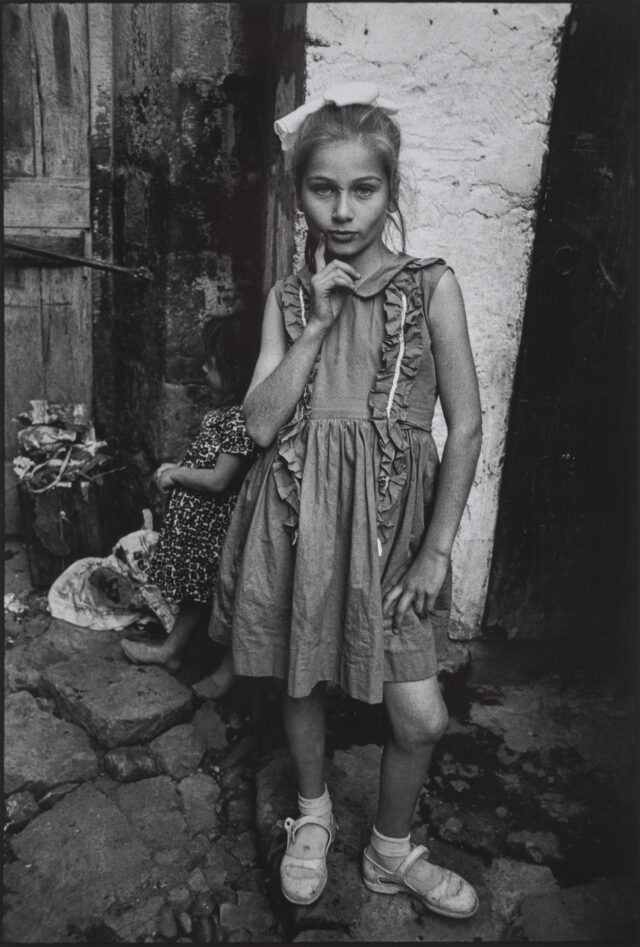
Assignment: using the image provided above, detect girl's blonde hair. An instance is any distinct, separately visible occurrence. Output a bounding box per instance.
[290,103,407,267]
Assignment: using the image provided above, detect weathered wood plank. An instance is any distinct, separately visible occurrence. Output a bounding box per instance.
[88,3,114,435]
[40,268,93,405]
[2,4,35,176]
[4,180,90,228]
[29,3,90,178]
[4,270,46,442]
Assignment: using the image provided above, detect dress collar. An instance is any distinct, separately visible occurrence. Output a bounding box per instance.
[297,253,417,299]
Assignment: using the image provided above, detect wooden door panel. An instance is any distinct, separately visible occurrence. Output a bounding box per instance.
[3,2,92,535]
[28,3,90,178]
[2,4,35,176]
[40,269,92,404]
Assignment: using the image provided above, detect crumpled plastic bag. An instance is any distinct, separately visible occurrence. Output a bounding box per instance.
[48,512,178,632]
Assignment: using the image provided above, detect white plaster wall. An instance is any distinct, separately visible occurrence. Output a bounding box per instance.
[302,2,570,637]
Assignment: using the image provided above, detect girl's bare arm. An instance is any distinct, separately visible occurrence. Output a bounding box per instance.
[165,454,250,495]
[384,269,482,630]
[245,241,360,448]
[242,288,327,448]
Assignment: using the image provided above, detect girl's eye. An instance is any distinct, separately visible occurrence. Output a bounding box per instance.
[356,186,375,197]
[312,185,332,197]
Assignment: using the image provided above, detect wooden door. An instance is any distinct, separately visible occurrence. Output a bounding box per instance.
[3,3,93,533]
[483,3,637,640]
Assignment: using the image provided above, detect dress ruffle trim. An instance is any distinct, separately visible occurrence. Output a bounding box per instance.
[272,276,318,540]
[368,259,440,543]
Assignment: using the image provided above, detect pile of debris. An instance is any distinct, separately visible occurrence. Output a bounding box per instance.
[12,400,120,497]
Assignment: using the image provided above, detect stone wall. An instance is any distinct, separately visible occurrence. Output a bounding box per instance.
[302,2,570,636]
[107,3,279,520]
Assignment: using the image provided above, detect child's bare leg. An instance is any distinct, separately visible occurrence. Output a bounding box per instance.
[282,682,330,857]
[363,675,477,915]
[121,602,208,671]
[192,649,235,700]
[377,676,448,835]
[373,676,449,887]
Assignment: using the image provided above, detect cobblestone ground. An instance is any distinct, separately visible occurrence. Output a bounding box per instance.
[4,539,638,943]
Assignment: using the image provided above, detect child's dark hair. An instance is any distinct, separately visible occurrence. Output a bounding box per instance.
[202,315,257,406]
[290,103,407,268]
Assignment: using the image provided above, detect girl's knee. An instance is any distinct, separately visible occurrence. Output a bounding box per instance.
[392,703,449,750]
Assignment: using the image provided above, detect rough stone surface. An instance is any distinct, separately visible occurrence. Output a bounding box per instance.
[219,890,275,938]
[506,829,562,864]
[178,773,222,835]
[304,2,571,636]
[192,701,229,751]
[42,659,194,747]
[104,744,164,782]
[516,878,640,943]
[5,790,40,831]
[102,895,165,943]
[113,776,189,852]
[4,785,157,943]
[484,857,558,929]
[150,722,206,777]
[38,782,80,810]
[4,690,98,797]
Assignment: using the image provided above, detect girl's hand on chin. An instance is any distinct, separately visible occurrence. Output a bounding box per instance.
[309,234,360,329]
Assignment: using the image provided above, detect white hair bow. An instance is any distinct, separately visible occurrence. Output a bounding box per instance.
[274,81,400,151]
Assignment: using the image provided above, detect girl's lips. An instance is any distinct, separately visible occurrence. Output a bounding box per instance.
[328,231,357,240]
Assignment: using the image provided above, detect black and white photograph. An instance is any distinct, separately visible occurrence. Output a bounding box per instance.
[3,1,637,943]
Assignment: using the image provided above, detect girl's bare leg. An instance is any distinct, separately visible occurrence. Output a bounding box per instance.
[121,602,208,671]
[282,682,330,857]
[373,676,449,887]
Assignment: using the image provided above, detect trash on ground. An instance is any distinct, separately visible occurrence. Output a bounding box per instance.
[48,511,178,632]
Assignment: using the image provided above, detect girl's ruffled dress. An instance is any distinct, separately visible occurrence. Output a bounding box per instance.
[210,255,452,704]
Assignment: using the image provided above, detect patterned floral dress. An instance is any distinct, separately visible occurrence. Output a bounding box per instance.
[210,255,453,704]
[148,404,255,604]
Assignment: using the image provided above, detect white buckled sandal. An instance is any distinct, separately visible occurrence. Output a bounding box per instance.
[362,844,479,919]
[280,813,337,905]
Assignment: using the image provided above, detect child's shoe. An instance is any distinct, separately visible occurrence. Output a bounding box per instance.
[362,844,478,919]
[280,813,336,905]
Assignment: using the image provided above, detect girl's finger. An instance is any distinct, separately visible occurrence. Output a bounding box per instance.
[314,233,327,272]
[393,589,415,634]
[416,592,430,618]
[382,584,403,615]
[325,259,361,280]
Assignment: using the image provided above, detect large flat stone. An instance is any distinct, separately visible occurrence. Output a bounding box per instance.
[42,659,194,747]
[5,784,158,943]
[113,776,189,852]
[4,690,97,797]
[5,619,123,695]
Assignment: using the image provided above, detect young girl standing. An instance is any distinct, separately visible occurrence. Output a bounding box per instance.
[122,316,256,696]
[210,82,482,917]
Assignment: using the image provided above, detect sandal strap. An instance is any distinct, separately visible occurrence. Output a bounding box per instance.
[284,813,335,844]
[395,844,431,879]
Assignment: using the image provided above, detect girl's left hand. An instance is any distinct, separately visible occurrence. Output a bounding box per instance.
[382,547,450,634]
[156,464,181,492]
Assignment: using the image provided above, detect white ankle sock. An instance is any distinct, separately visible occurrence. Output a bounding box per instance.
[370,826,411,868]
[298,785,332,821]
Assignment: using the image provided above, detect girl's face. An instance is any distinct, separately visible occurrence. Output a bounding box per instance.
[299,138,390,267]
[202,354,223,395]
